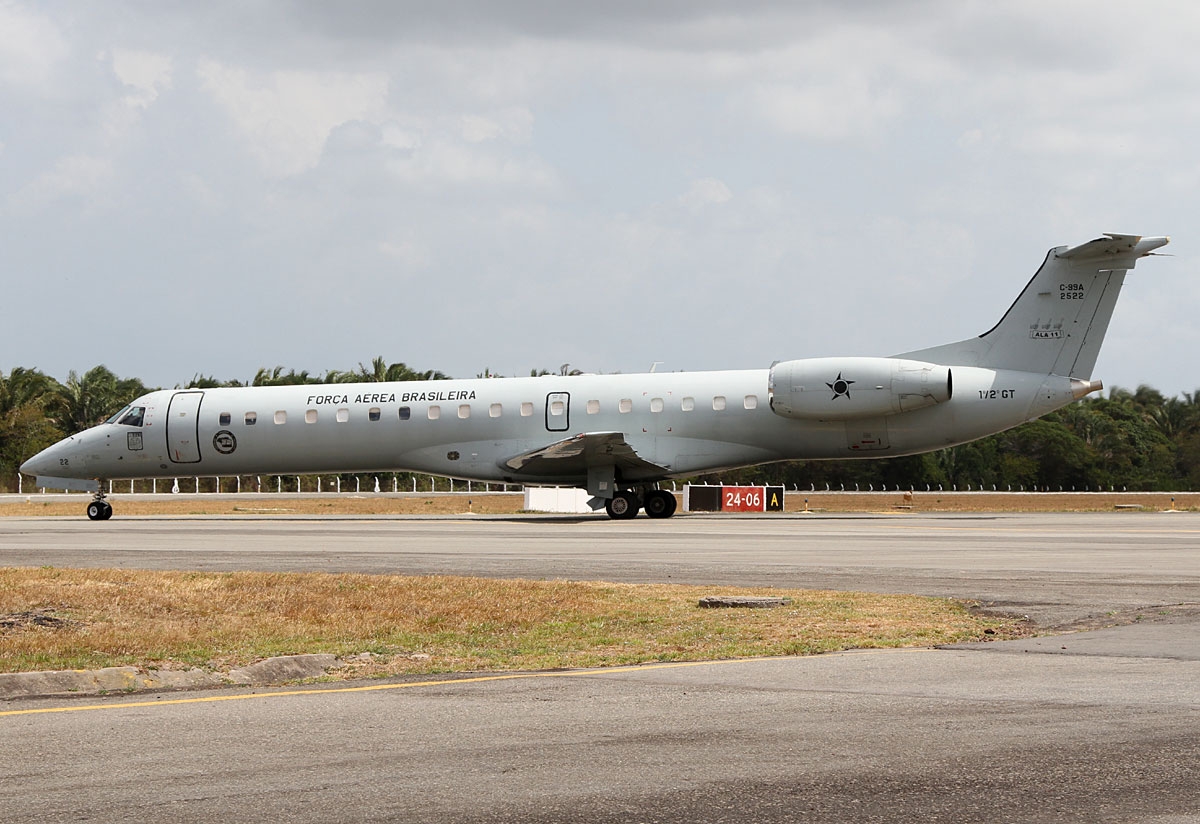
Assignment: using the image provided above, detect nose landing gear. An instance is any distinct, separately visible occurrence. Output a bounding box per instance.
[87,490,113,521]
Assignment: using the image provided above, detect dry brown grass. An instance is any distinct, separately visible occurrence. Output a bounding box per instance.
[0,567,1027,677]
[0,493,526,518]
[783,491,1199,513]
[2,490,1196,518]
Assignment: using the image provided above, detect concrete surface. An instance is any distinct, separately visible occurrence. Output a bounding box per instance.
[1,512,1197,822]
[0,654,346,699]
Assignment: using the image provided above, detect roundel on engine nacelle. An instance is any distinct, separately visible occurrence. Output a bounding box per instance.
[768,357,952,421]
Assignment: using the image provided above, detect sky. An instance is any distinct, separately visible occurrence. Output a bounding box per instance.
[1,1,1197,396]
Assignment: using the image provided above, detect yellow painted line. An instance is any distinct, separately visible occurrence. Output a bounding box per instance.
[0,651,913,719]
[0,660,738,718]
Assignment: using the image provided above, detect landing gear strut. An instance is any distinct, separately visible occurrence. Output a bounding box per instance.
[87,489,113,521]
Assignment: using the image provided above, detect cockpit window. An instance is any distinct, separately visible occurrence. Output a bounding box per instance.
[105,406,132,425]
[115,406,145,427]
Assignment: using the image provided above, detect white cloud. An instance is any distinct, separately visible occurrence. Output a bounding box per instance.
[378,236,431,269]
[385,138,558,190]
[196,59,390,177]
[92,49,175,142]
[0,3,68,92]
[1013,125,1143,159]
[749,78,903,141]
[4,1,1200,399]
[177,171,223,213]
[6,154,113,214]
[461,108,533,143]
[678,177,732,211]
[110,48,173,109]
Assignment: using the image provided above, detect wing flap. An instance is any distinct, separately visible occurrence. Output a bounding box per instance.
[503,432,666,478]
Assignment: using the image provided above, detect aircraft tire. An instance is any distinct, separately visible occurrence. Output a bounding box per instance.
[87,501,114,520]
[644,490,677,519]
[605,491,639,520]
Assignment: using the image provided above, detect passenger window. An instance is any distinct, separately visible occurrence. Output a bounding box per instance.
[245,412,257,426]
[428,405,441,420]
[520,402,534,417]
[681,397,695,412]
[619,399,632,413]
[550,400,565,416]
[744,395,758,410]
[305,409,318,424]
[274,410,287,425]
[369,408,381,422]
[713,396,727,411]
[586,399,600,414]
[489,403,502,418]
[458,404,471,419]
[336,408,349,423]
[219,412,231,426]
[650,398,664,413]
[399,406,411,421]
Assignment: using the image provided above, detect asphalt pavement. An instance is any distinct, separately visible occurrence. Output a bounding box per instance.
[1,512,1198,822]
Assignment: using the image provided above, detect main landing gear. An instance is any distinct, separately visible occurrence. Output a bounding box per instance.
[603,487,678,520]
[86,489,113,521]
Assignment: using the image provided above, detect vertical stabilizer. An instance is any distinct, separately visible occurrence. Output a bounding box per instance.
[898,234,1168,377]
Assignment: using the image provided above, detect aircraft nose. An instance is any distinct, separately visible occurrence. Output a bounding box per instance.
[20,438,79,478]
[20,449,52,477]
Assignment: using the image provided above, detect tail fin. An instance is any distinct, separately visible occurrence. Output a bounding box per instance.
[898,233,1168,376]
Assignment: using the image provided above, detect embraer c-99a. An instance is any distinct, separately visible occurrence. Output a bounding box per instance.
[22,233,1169,521]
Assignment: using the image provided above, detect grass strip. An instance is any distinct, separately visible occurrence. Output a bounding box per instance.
[2,491,1196,518]
[1,567,1029,677]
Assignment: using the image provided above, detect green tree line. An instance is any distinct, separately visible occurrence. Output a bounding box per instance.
[703,385,1200,493]
[0,358,449,493]
[3,361,1199,492]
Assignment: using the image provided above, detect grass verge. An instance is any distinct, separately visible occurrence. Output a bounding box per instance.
[0,567,1030,678]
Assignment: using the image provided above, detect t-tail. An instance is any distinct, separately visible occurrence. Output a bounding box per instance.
[898,233,1169,386]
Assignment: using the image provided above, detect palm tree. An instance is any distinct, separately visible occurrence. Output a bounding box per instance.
[0,368,65,490]
[51,366,147,434]
[184,374,245,388]
[252,367,321,386]
[354,357,449,383]
[0,367,59,416]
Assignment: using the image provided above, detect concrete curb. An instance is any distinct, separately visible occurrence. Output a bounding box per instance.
[0,654,342,700]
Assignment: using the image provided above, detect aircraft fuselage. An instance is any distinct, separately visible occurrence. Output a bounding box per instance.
[33,366,1082,486]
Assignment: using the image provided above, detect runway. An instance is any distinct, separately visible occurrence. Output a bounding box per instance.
[4,511,1198,625]
[2,512,1199,822]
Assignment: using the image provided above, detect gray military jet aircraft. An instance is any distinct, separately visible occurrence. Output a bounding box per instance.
[22,233,1168,520]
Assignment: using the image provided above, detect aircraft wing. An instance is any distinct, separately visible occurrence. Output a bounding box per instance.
[502,432,667,479]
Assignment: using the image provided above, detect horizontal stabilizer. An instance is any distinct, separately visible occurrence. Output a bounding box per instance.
[1058,233,1169,261]
[503,432,666,478]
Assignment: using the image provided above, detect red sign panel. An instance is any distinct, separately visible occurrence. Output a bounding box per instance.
[686,485,784,512]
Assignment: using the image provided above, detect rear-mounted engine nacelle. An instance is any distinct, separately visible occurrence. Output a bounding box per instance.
[769,357,952,421]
